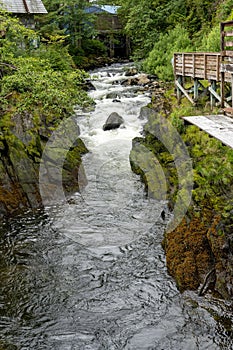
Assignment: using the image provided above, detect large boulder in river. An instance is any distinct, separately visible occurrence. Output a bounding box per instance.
[103,112,124,131]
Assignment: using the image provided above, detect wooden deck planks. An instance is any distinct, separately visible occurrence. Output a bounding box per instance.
[182,115,233,149]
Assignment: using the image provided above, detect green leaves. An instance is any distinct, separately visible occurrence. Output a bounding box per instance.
[41,0,97,49]
[0,11,37,63]
[143,25,193,81]
[1,57,91,116]
[0,11,92,123]
[181,124,233,210]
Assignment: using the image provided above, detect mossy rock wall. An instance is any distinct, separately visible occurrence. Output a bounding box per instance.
[0,112,88,218]
[130,101,233,300]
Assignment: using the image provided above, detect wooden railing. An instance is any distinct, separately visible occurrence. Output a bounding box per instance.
[221,20,233,57]
[174,52,221,81]
[173,21,233,108]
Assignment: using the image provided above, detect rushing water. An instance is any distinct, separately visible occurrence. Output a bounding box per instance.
[0,63,233,350]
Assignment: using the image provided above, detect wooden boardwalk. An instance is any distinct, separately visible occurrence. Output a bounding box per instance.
[173,20,233,109]
[182,115,233,149]
[174,20,233,149]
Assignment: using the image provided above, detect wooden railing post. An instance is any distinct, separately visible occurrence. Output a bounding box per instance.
[194,78,199,101]
[210,80,216,109]
[176,76,183,104]
[221,71,225,108]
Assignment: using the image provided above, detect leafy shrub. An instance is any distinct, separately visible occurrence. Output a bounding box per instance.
[33,44,76,71]
[143,25,193,81]
[1,57,91,117]
[0,11,37,62]
[198,25,220,52]
[82,39,107,57]
[0,11,92,120]
[182,125,233,210]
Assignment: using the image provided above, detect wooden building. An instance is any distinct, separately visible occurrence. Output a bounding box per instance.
[0,0,47,28]
[85,5,130,58]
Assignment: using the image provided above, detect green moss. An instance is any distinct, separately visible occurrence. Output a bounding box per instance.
[130,142,168,200]
[130,87,233,298]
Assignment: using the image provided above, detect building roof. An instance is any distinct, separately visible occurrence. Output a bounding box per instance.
[100,5,119,15]
[85,5,120,15]
[0,0,47,14]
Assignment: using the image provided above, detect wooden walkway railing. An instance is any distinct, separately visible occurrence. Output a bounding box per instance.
[173,20,233,110]
[174,52,221,81]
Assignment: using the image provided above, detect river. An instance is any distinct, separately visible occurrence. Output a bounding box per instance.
[0,63,232,349]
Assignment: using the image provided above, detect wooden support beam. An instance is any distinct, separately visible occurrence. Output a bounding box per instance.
[208,85,230,108]
[175,79,195,105]
[210,81,216,109]
[221,71,225,108]
[176,76,183,103]
[208,85,220,102]
[193,78,199,101]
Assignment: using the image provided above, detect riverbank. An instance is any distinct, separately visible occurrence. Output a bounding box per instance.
[0,59,91,217]
[129,83,233,300]
[0,111,88,217]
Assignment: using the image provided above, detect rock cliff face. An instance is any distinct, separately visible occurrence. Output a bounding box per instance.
[130,91,233,300]
[163,209,233,300]
[0,111,87,218]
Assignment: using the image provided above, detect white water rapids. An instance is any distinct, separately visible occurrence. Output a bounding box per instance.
[51,63,166,254]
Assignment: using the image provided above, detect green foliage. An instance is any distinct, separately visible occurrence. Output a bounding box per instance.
[182,126,233,210]
[32,44,76,71]
[215,0,233,21]
[118,0,172,59]
[117,0,222,60]
[143,25,193,81]
[136,82,233,218]
[82,39,107,57]
[1,57,91,117]
[69,37,107,67]
[198,25,220,52]
[0,11,92,124]
[41,0,97,51]
[36,0,110,65]
[164,95,233,213]
[0,11,37,62]
[117,0,233,77]
[184,0,215,36]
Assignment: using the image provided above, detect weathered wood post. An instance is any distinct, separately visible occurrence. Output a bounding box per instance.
[176,76,183,104]
[210,80,216,109]
[193,78,199,102]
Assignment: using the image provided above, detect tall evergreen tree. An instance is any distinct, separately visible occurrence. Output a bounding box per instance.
[39,0,96,49]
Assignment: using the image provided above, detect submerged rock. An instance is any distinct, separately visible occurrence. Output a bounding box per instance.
[106,92,121,100]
